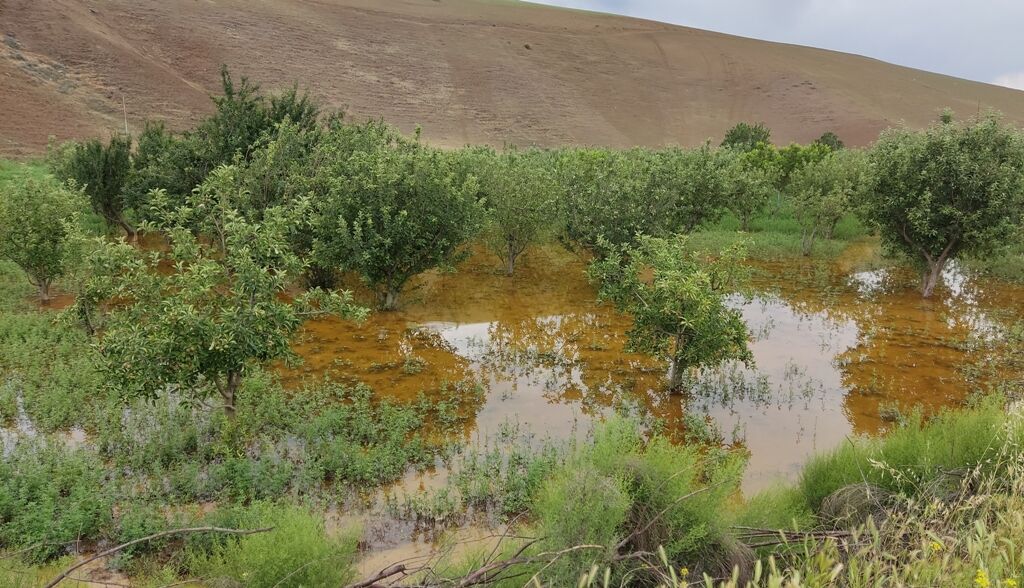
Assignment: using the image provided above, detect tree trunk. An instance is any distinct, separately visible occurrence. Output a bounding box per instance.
[740,215,750,232]
[921,258,947,298]
[36,279,52,303]
[303,263,338,290]
[220,372,241,420]
[667,333,686,393]
[378,288,400,311]
[825,218,839,241]
[119,219,138,243]
[801,226,818,257]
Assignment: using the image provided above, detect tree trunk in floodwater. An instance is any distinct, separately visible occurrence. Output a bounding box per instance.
[667,333,686,393]
[921,258,947,298]
[378,288,400,311]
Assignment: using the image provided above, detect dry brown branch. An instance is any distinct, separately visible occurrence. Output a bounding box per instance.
[345,563,409,588]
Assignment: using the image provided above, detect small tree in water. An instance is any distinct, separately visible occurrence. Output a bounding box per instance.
[310,123,480,310]
[479,149,557,276]
[0,178,83,301]
[588,235,752,392]
[72,165,366,417]
[789,149,869,255]
[865,112,1024,298]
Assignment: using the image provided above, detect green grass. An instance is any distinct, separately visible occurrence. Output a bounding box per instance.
[797,396,1016,511]
[183,503,359,588]
[691,207,868,260]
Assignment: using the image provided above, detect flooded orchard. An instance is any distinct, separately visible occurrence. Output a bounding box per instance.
[283,240,1024,495]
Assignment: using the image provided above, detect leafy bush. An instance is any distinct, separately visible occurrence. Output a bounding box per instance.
[526,416,744,584]
[184,503,358,588]
[0,441,112,562]
[799,397,1020,510]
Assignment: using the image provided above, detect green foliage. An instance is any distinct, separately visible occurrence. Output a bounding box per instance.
[815,131,845,151]
[727,145,781,231]
[656,145,735,233]
[799,397,1020,510]
[479,149,558,275]
[54,134,134,237]
[528,416,744,584]
[555,148,663,252]
[777,142,833,188]
[0,441,112,562]
[184,503,357,588]
[309,122,481,309]
[589,235,752,390]
[0,310,106,431]
[73,165,366,415]
[788,149,870,255]
[0,177,83,300]
[721,122,772,151]
[864,112,1024,297]
[554,147,734,252]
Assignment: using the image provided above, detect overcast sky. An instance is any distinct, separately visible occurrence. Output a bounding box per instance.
[530,0,1024,90]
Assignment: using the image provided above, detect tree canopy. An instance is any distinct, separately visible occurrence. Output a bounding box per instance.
[0,178,83,301]
[73,165,366,417]
[588,235,752,391]
[478,149,558,276]
[309,122,481,310]
[864,112,1024,297]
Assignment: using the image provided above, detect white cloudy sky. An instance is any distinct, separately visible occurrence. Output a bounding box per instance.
[529,0,1024,90]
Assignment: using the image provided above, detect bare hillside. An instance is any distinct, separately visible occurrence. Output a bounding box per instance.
[2,0,1023,155]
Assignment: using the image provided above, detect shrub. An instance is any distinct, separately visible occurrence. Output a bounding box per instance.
[799,397,1019,510]
[0,441,112,562]
[184,503,358,588]
[0,177,83,301]
[526,416,744,584]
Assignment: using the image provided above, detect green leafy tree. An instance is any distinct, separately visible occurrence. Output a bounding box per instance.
[777,142,833,190]
[72,165,366,417]
[815,131,845,151]
[726,145,780,231]
[480,150,557,275]
[655,145,734,233]
[721,122,772,152]
[121,120,177,221]
[588,235,752,391]
[789,150,869,255]
[55,135,134,238]
[865,112,1024,297]
[0,178,83,301]
[310,124,481,310]
[555,148,666,253]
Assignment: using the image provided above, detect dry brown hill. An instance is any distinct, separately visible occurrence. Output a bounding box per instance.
[2,0,1024,156]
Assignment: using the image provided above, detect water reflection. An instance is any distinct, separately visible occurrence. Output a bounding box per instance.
[287,241,1024,492]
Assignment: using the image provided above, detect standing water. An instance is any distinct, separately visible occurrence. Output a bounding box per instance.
[283,239,1024,495]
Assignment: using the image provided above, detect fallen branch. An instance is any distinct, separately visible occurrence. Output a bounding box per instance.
[43,526,272,588]
[345,563,408,588]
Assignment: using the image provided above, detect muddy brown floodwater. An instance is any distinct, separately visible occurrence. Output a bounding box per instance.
[283,239,1024,500]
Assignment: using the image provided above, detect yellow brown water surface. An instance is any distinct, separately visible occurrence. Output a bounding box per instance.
[282,240,1024,493]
